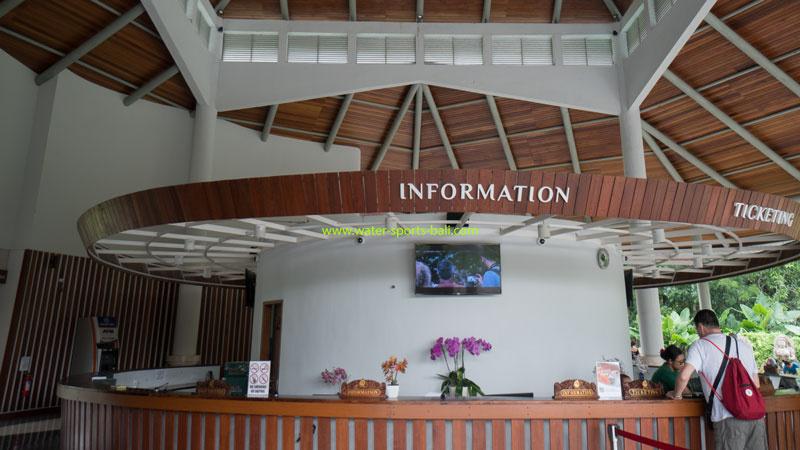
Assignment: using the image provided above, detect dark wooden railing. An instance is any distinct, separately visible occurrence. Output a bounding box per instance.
[59,384,800,450]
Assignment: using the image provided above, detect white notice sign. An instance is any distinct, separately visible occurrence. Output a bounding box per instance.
[595,361,622,400]
[247,361,271,398]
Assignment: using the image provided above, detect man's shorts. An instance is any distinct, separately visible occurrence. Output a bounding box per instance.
[714,417,767,450]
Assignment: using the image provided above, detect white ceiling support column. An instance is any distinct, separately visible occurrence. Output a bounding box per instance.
[705,13,800,98]
[619,107,647,179]
[142,0,220,107]
[481,0,492,23]
[642,130,682,182]
[486,95,517,170]
[663,70,800,183]
[552,0,562,23]
[189,105,218,182]
[413,85,422,169]
[280,0,289,20]
[215,0,232,14]
[636,287,664,365]
[620,0,716,109]
[261,104,279,142]
[0,0,25,19]
[641,121,737,188]
[34,4,144,85]
[416,0,424,21]
[217,21,619,113]
[325,94,353,151]
[560,107,581,173]
[697,282,712,310]
[349,0,357,21]
[372,85,419,170]
[601,0,621,21]
[422,85,459,169]
[123,65,180,106]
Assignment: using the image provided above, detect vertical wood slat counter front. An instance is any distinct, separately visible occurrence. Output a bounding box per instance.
[58,382,800,449]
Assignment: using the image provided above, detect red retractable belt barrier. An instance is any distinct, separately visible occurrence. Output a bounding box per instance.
[612,427,689,450]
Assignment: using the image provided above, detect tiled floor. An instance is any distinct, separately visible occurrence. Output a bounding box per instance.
[0,414,60,450]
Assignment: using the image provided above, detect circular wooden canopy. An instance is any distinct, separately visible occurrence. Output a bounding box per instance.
[78,170,800,288]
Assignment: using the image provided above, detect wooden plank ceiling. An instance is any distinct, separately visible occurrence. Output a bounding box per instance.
[1,0,800,199]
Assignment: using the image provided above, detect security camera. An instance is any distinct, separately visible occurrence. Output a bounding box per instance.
[357,237,364,244]
[537,238,546,246]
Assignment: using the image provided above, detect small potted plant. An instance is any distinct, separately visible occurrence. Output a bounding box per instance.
[320,367,348,394]
[381,356,408,398]
[430,336,492,397]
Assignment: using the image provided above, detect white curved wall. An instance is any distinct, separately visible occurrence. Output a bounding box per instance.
[253,231,631,398]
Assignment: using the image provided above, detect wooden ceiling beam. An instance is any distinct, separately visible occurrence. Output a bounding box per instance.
[422,85,459,169]
[413,85,422,169]
[704,13,800,98]
[552,0,562,23]
[481,0,491,23]
[35,4,145,86]
[280,0,289,20]
[486,95,517,170]
[559,107,580,174]
[124,65,179,106]
[371,85,419,170]
[0,0,25,19]
[324,94,353,151]
[0,26,187,110]
[642,130,683,182]
[261,105,279,142]
[641,120,736,188]
[663,69,800,183]
[601,0,620,21]
[215,0,232,14]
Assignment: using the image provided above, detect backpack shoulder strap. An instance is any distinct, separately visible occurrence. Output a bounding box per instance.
[698,335,732,403]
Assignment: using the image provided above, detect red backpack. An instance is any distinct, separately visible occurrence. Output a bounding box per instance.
[699,335,766,421]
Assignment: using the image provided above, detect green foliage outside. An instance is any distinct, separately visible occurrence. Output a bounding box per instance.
[629,261,800,365]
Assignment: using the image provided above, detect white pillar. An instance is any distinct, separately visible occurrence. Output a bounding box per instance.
[619,107,647,179]
[620,106,664,365]
[697,282,712,310]
[171,284,203,356]
[189,104,217,182]
[636,288,665,366]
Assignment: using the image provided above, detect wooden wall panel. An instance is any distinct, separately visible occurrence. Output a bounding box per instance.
[197,287,253,366]
[439,101,498,143]
[0,250,179,414]
[494,99,562,134]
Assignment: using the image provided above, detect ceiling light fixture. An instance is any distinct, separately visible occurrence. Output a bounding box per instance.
[184,239,195,252]
[537,223,550,239]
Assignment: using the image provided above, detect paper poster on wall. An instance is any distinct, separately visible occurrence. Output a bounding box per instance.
[247,360,271,398]
[595,361,622,400]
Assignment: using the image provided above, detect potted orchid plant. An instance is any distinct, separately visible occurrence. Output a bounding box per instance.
[430,336,492,397]
[381,356,408,398]
[320,367,348,393]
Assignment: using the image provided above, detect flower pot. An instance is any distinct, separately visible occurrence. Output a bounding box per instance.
[387,385,400,399]
[462,387,469,397]
[448,386,457,398]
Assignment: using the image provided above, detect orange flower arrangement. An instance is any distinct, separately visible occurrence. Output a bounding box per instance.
[381,356,408,386]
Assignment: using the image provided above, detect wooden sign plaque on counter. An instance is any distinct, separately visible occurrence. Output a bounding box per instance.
[339,379,386,399]
[553,379,599,400]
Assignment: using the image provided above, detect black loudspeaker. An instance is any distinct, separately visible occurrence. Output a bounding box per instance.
[245,269,256,308]
[624,269,634,308]
[446,212,468,229]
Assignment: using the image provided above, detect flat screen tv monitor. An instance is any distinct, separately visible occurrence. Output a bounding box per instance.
[415,244,501,295]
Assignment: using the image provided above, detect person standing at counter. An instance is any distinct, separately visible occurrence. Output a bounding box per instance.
[667,310,766,450]
[651,345,691,395]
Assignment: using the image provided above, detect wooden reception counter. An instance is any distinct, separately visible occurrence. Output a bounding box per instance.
[59,378,800,450]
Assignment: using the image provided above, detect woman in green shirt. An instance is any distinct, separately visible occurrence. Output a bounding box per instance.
[651,345,691,395]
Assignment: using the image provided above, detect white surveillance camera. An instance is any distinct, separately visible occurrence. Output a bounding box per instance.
[357,237,364,244]
[537,238,546,246]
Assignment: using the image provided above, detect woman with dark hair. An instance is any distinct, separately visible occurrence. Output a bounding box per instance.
[651,345,692,395]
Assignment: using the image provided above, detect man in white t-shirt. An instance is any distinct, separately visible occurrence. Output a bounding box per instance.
[667,309,766,450]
